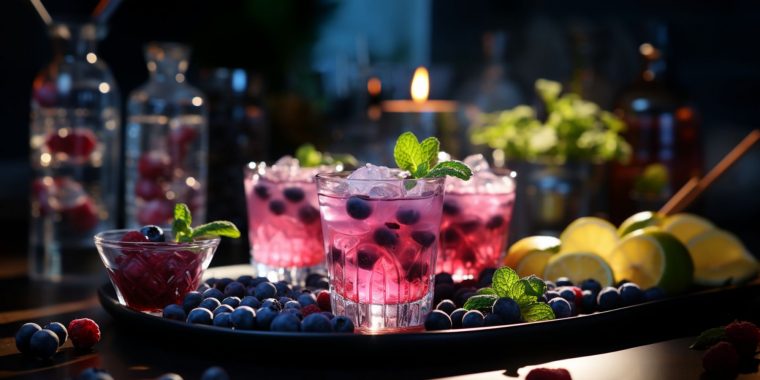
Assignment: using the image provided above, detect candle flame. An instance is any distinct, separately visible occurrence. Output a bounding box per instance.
[410,66,429,102]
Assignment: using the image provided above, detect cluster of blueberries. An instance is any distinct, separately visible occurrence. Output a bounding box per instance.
[253,184,321,225]
[541,277,666,318]
[161,274,354,333]
[15,322,68,360]
[77,366,228,380]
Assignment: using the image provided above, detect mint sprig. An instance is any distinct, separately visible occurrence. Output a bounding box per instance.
[690,327,727,350]
[296,143,358,168]
[463,267,555,322]
[393,132,472,180]
[171,203,241,243]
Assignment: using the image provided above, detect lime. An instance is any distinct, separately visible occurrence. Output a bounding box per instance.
[661,213,714,245]
[504,236,560,278]
[607,229,694,295]
[618,211,663,237]
[559,217,619,260]
[686,229,759,286]
[543,252,615,287]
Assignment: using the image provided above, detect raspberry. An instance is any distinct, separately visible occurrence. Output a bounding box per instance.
[301,304,321,317]
[68,318,101,350]
[121,231,148,243]
[725,320,759,357]
[316,291,331,312]
[526,367,572,380]
[702,341,739,375]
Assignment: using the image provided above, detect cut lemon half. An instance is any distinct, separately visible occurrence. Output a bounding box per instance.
[686,229,759,286]
[607,229,694,295]
[618,211,663,237]
[661,213,714,245]
[504,236,560,278]
[559,217,619,260]
[543,252,614,287]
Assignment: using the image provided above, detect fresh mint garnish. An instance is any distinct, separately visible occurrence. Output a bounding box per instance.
[690,327,727,350]
[393,132,472,180]
[295,143,358,168]
[171,203,241,243]
[463,267,555,322]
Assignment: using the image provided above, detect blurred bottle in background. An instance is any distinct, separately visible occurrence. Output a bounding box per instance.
[611,23,703,223]
[29,21,121,282]
[125,43,208,228]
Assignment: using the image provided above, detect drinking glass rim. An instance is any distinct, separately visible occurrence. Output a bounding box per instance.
[315,171,446,183]
[245,161,339,184]
[94,229,220,247]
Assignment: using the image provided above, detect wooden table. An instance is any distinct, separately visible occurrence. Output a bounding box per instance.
[1,262,759,380]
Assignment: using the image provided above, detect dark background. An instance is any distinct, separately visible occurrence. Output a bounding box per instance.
[1,0,759,260]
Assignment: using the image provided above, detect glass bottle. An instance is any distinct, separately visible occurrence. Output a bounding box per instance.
[125,43,208,227]
[29,22,121,282]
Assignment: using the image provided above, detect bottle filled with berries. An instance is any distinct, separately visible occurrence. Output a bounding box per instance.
[29,22,121,281]
[125,42,208,228]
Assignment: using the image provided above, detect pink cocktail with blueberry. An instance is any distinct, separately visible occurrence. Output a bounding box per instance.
[317,167,445,331]
[438,155,516,281]
[244,158,327,284]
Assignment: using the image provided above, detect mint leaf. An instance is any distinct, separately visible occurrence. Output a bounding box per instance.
[492,267,519,298]
[690,327,727,350]
[414,161,429,178]
[394,132,422,173]
[476,287,497,295]
[404,180,417,191]
[521,302,555,322]
[522,275,546,298]
[463,294,497,313]
[172,203,193,242]
[174,203,192,226]
[510,279,541,305]
[426,161,473,181]
[295,144,323,167]
[190,221,241,239]
[420,137,439,168]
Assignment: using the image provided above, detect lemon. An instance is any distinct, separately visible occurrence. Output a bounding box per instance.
[559,217,619,260]
[661,213,715,245]
[504,236,560,278]
[686,229,759,286]
[618,211,663,237]
[607,229,694,295]
[543,252,614,287]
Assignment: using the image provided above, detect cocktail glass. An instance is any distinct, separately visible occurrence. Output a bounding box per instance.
[317,170,445,332]
[94,230,219,313]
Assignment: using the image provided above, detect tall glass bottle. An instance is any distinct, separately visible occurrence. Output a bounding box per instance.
[125,43,208,227]
[29,22,121,282]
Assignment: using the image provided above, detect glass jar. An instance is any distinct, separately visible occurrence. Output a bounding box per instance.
[125,43,208,228]
[29,22,121,282]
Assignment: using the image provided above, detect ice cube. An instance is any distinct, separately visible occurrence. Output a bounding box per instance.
[348,164,405,197]
[368,183,404,199]
[348,164,394,180]
[463,154,490,174]
[266,155,301,181]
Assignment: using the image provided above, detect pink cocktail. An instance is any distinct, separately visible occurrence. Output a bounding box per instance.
[244,160,326,283]
[438,160,516,281]
[317,171,445,331]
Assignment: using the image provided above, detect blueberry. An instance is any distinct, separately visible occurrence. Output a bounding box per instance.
[373,227,398,247]
[236,275,254,287]
[442,228,461,243]
[197,283,211,293]
[221,297,241,308]
[461,310,485,328]
[201,366,230,380]
[139,225,165,242]
[224,281,246,298]
[77,368,113,380]
[202,288,225,302]
[483,313,505,326]
[558,287,576,304]
[29,329,59,359]
[453,288,477,308]
[544,281,556,291]
[214,278,234,291]
[163,304,187,321]
[411,231,436,248]
[485,215,505,230]
[331,316,355,333]
[396,208,421,225]
[478,268,497,287]
[261,298,283,311]
[42,322,67,346]
[253,185,270,200]
[330,246,343,263]
[278,297,293,307]
[156,373,183,380]
[314,279,330,290]
[255,307,279,330]
[544,290,563,301]
[274,281,292,297]
[555,277,573,287]
[15,323,41,354]
[284,300,302,310]
[548,298,574,318]
[405,262,429,282]
[435,272,454,286]
[281,308,303,320]
[213,305,235,317]
[283,187,305,202]
[597,287,622,311]
[199,298,221,311]
[456,219,481,233]
[615,279,631,288]
[580,278,602,294]
[298,293,317,307]
[443,200,461,215]
[581,290,597,313]
[305,273,325,287]
[205,278,219,288]
[357,248,381,270]
[450,308,467,328]
[346,196,372,219]
[302,313,332,332]
[321,312,335,320]
[240,296,261,309]
[250,277,270,287]
[435,299,457,315]
[270,313,302,332]
[213,312,233,328]
[434,283,455,305]
[183,291,203,313]
[230,306,256,330]
[619,283,644,306]
[492,298,521,324]
[298,205,320,224]
[424,310,452,331]
[187,308,214,325]
[643,287,666,302]
[268,200,286,215]
[254,282,277,300]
